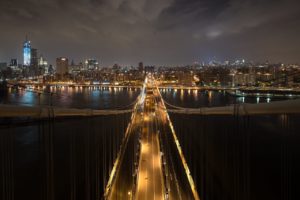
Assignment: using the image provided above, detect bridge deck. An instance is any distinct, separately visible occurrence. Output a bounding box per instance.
[135,94,164,200]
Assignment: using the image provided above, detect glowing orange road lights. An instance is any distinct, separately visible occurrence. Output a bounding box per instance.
[136,77,164,200]
[141,141,149,154]
[144,115,150,122]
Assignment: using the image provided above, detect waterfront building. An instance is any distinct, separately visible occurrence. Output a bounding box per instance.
[234,72,256,86]
[56,57,69,75]
[84,59,99,70]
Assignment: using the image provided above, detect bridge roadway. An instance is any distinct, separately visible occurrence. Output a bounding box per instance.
[106,76,199,200]
[135,89,164,200]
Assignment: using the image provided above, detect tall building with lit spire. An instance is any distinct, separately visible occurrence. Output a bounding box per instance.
[23,36,31,66]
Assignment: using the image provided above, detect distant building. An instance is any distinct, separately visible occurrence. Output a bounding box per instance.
[10,59,18,67]
[9,59,19,71]
[48,65,54,75]
[38,56,48,66]
[138,62,144,72]
[178,71,193,85]
[38,55,48,74]
[224,61,230,65]
[233,72,256,86]
[84,59,99,70]
[112,63,121,71]
[145,66,155,73]
[23,38,31,66]
[68,61,82,74]
[30,48,38,67]
[56,57,69,75]
[0,62,7,70]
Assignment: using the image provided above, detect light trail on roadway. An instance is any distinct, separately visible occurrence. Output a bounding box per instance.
[135,84,164,200]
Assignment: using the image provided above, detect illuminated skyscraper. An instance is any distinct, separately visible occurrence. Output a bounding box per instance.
[23,37,31,66]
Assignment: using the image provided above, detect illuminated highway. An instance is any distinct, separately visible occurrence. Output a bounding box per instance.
[135,88,164,200]
[105,76,199,200]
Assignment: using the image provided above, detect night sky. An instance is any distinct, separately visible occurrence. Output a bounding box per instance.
[0,0,300,66]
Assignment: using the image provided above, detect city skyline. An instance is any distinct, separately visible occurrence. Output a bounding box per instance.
[2,35,300,67]
[0,0,300,65]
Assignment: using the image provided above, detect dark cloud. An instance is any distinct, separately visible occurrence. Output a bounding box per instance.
[0,0,299,65]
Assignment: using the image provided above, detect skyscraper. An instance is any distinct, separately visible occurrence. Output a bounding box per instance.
[10,59,18,67]
[23,37,31,66]
[138,62,144,72]
[56,57,69,75]
[84,59,99,70]
[9,59,18,71]
[30,48,38,68]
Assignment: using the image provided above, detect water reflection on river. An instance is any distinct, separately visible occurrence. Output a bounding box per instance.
[160,88,296,107]
[0,86,140,109]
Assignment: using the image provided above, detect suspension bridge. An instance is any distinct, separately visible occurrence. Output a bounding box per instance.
[102,76,300,200]
[104,76,200,200]
[1,76,300,200]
